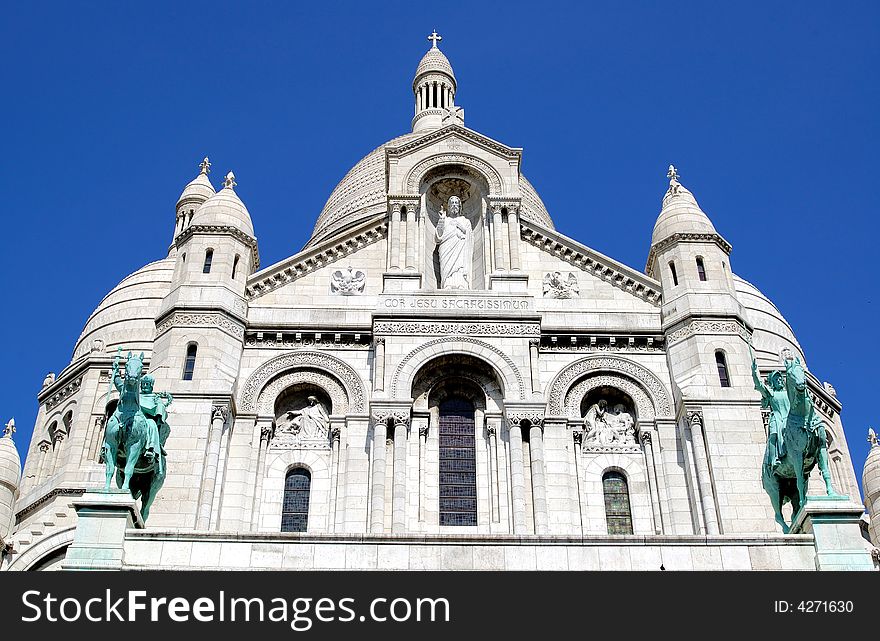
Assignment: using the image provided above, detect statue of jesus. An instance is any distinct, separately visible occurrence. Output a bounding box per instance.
[435,195,472,289]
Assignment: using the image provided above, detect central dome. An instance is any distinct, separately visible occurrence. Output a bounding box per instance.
[307,132,554,248]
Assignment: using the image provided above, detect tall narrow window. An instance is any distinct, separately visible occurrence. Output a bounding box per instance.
[696,257,707,281]
[438,397,477,526]
[281,468,311,532]
[603,470,633,534]
[203,249,214,274]
[669,261,678,286]
[232,254,240,279]
[715,350,731,387]
[182,343,197,381]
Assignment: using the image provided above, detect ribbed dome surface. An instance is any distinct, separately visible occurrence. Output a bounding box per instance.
[308,133,555,247]
[652,186,718,246]
[191,186,255,238]
[73,258,176,360]
[415,47,456,84]
[733,274,806,368]
[177,172,215,206]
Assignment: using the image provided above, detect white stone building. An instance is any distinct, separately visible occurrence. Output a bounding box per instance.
[1,35,874,571]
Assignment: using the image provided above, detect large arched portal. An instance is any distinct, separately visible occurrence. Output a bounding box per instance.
[409,354,506,531]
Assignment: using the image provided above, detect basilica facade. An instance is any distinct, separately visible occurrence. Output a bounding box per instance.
[1,35,874,571]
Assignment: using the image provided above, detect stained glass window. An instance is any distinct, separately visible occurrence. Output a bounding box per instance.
[715,350,731,387]
[281,468,311,533]
[182,343,197,381]
[603,471,633,535]
[439,398,477,526]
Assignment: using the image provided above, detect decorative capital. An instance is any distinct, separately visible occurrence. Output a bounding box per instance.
[52,430,66,445]
[330,426,341,443]
[211,405,230,422]
[572,429,583,445]
[686,410,703,428]
[419,425,429,439]
[261,422,274,442]
[375,337,386,347]
[486,424,497,437]
[199,157,211,175]
[640,431,653,446]
[223,171,236,190]
[507,413,544,430]
[2,418,14,439]
[529,338,540,348]
[38,440,51,453]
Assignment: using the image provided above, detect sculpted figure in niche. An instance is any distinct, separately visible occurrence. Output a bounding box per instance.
[583,400,609,444]
[608,404,636,445]
[279,395,329,439]
[583,399,636,446]
[435,195,472,289]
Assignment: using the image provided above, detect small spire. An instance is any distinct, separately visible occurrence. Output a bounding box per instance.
[199,157,211,175]
[3,418,14,439]
[869,428,879,448]
[666,164,682,197]
[428,30,442,49]
[224,171,236,190]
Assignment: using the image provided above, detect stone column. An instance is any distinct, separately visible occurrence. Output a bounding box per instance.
[373,338,386,393]
[370,418,388,533]
[387,203,401,270]
[507,208,521,270]
[197,404,228,530]
[492,205,507,271]
[528,421,549,534]
[250,420,272,530]
[528,339,541,394]
[507,418,528,534]
[418,422,428,523]
[392,415,409,533]
[641,430,663,534]
[405,206,416,270]
[487,420,501,523]
[328,425,341,532]
[686,411,719,535]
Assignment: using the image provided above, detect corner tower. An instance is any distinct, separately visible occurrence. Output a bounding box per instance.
[647,166,769,535]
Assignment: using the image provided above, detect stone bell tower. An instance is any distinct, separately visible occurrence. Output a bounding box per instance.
[647,166,770,535]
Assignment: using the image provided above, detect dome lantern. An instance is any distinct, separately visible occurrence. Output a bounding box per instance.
[412,31,461,132]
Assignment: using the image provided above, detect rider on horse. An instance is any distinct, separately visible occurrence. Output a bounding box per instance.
[108,355,172,465]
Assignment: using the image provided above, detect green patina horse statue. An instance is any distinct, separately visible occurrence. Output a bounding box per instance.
[758,351,838,533]
[101,350,168,520]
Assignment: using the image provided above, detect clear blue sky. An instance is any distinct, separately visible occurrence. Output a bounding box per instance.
[1,2,877,490]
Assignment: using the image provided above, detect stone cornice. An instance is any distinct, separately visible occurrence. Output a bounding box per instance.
[245,217,387,301]
[645,232,732,277]
[175,224,260,271]
[520,219,662,306]
[386,124,522,162]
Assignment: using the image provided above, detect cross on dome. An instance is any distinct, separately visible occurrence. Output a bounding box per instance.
[428,30,442,49]
[3,418,14,438]
[199,157,211,175]
[667,164,680,183]
[224,171,236,189]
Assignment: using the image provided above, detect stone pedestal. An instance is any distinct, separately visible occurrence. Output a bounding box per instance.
[61,489,144,571]
[488,273,528,293]
[383,272,423,292]
[790,495,875,571]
